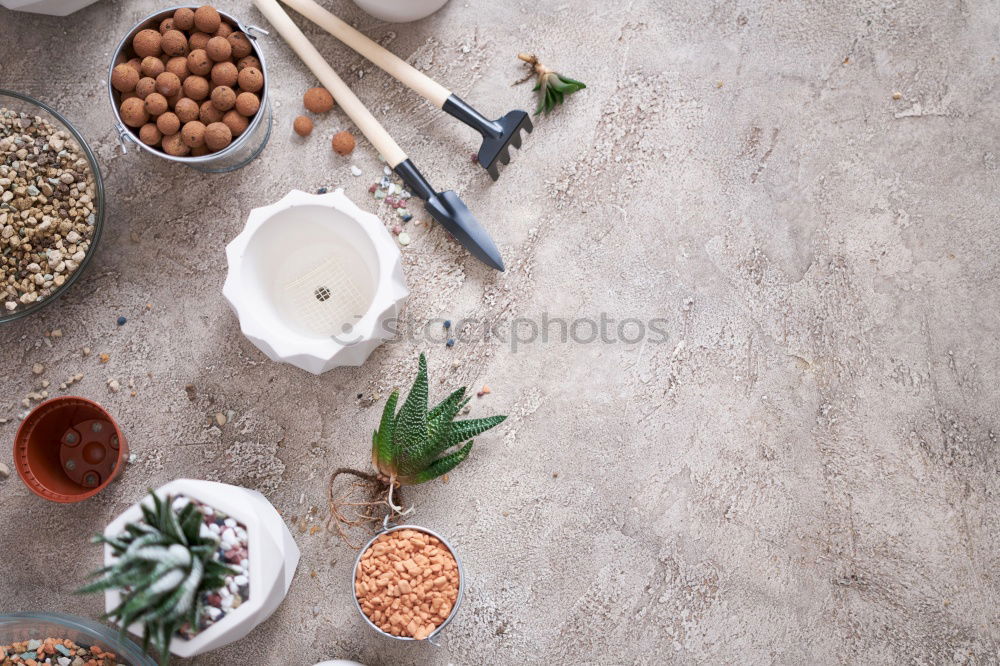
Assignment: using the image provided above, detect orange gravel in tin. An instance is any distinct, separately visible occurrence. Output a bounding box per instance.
[355,528,460,640]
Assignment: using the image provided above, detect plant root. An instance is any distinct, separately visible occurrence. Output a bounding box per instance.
[327,467,409,549]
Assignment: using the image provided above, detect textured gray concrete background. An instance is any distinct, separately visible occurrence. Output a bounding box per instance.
[2,0,999,663]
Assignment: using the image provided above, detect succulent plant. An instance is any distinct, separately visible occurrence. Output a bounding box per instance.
[79,491,236,665]
[517,53,587,114]
[372,353,507,486]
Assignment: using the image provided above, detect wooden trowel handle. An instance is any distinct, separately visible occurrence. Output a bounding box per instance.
[279,0,452,108]
[253,0,408,166]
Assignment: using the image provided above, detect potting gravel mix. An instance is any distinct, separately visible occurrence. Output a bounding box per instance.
[0,109,96,314]
[1,637,120,665]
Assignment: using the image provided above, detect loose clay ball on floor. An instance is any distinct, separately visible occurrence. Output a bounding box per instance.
[304,87,334,113]
[331,130,356,156]
[293,115,313,137]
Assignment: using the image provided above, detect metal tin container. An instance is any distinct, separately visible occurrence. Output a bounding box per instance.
[352,522,465,644]
[107,6,271,173]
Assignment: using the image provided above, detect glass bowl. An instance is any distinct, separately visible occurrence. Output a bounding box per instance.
[0,612,155,665]
[0,89,105,324]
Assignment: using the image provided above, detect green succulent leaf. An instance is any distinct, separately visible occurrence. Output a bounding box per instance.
[412,440,475,484]
[370,354,506,486]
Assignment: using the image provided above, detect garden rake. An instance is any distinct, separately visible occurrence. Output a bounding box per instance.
[279,0,532,181]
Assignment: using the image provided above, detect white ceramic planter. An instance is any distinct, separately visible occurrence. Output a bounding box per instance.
[0,0,101,15]
[224,189,408,374]
[102,479,300,660]
[351,0,448,22]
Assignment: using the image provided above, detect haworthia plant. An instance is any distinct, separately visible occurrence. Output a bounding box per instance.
[372,353,507,485]
[78,491,237,666]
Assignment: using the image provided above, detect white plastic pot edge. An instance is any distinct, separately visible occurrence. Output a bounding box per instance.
[350,0,448,22]
[223,189,409,374]
[102,479,300,659]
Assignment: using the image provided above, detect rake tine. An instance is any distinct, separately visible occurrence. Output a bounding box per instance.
[498,148,511,165]
[510,131,522,150]
[486,162,500,182]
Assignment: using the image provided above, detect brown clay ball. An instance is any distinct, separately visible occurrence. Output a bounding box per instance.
[238,67,264,94]
[210,85,236,111]
[211,61,238,87]
[133,29,162,58]
[135,77,157,99]
[155,71,181,97]
[205,36,232,62]
[156,111,181,136]
[140,56,165,78]
[120,97,149,128]
[125,58,142,74]
[162,132,190,156]
[175,97,200,123]
[161,29,189,57]
[111,63,139,93]
[199,100,223,124]
[191,145,209,157]
[194,5,221,34]
[222,110,249,137]
[181,120,207,148]
[144,92,169,116]
[173,7,195,31]
[214,21,233,38]
[138,123,162,146]
[331,130,356,156]
[303,87,334,113]
[236,55,260,72]
[187,49,212,76]
[159,17,175,34]
[204,121,232,151]
[293,115,313,137]
[165,57,189,82]
[234,91,259,116]
[182,75,210,101]
[228,32,252,60]
[188,31,211,51]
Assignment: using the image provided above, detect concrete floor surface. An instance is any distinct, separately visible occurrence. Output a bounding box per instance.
[1,0,999,663]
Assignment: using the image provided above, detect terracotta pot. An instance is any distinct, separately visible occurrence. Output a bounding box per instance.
[13,396,128,502]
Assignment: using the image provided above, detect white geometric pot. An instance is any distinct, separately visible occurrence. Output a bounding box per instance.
[102,479,300,660]
[0,0,102,15]
[224,189,408,375]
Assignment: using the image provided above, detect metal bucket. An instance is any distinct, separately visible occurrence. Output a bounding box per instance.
[107,6,271,173]
[352,520,465,645]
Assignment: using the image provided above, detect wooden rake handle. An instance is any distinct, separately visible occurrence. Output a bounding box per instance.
[279,0,452,108]
[253,0,408,167]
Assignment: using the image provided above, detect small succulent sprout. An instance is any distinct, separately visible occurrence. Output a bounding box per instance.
[371,353,506,486]
[517,53,586,114]
[78,491,237,666]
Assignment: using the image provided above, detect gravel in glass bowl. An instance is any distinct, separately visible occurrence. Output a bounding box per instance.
[0,89,105,324]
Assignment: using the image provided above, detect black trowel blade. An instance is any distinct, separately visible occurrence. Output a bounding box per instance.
[424,191,505,272]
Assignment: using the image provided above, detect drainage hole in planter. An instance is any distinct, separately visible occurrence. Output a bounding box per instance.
[315,286,331,302]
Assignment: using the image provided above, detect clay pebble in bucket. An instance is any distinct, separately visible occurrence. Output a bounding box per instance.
[14,397,129,503]
[110,4,266,159]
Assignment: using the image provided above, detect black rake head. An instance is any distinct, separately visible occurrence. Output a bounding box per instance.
[477,109,533,181]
